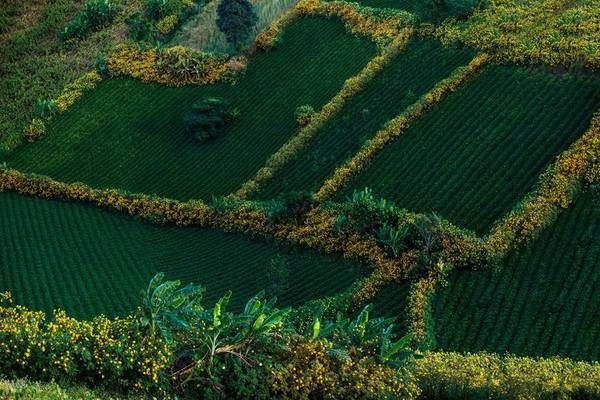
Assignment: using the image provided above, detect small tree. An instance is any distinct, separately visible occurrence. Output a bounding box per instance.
[183,97,237,143]
[217,0,257,49]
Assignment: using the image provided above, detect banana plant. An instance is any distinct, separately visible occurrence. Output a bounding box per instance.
[139,272,205,344]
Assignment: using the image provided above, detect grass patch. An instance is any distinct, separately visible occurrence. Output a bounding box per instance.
[0,0,143,140]
[0,192,365,319]
[336,64,600,234]
[433,192,600,361]
[5,16,377,201]
[254,39,475,199]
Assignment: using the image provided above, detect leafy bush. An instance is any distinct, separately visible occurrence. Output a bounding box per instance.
[183,97,238,143]
[146,0,179,20]
[60,0,117,41]
[416,0,487,22]
[125,12,154,41]
[217,0,258,49]
[34,99,56,119]
[294,104,315,127]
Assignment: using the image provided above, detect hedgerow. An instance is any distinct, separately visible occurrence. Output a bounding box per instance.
[106,43,235,86]
[485,111,600,260]
[315,52,489,201]
[415,352,600,399]
[434,0,600,69]
[234,28,414,199]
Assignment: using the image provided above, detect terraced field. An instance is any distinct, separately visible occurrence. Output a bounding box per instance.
[434,192,600,361]
[0,192,365,318]
[255,39,475,199]
[5,16,376,201]
[336,65,600,234]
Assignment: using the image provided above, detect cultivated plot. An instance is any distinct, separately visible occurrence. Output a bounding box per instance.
[337,64,600,234]
[434,192,600,361]
[255,39,475,199]
[6,16,377,201]
[0,192,365,318]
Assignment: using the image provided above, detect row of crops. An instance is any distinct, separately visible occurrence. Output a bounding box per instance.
[5,16,377,201]
[0,192,365,318]
[255,38,476,199]
[336,64,600,234]
[434,192,600,361]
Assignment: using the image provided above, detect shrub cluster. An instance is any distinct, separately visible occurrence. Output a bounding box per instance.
[183,97,238,143]
[235,29,413,199]
[60,0,117,41]
[0,293,169,395]
[434,0,600,70]
[107,43,237,86]
[315,52,489,201]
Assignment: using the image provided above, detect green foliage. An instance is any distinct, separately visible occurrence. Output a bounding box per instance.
[183,97,237,143]
[294,104,316,127]
[125,12,155,41]
[416,0,487,23]
[263,190,316,223]
[256,39,475,199]
[139,272,204,343]
[339,65,600,234]
[60,0,117,41]
[217,0,258,49]
[7,17,376,201]
[34,99,56,119]
[146,0,180,21]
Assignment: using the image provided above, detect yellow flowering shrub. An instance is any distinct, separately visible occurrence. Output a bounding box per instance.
[23,119,45,143]
[416,351,600,399]
[156,14,179,35]
[435,0,600,69]
[316,53,489,201]
[271,337,421,399]
[107,43,234,86]
[54,70,102,113]
[0,293,170,394]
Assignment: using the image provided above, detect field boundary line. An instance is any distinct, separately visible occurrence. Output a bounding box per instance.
[232,28,414,199]
[314,52,489,202]
[483,110,600,260]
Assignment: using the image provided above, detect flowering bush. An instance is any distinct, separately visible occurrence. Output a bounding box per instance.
[0,293,169,394]
[107,43,235,86]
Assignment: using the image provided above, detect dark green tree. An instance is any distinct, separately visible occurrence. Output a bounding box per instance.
[217,0,257,49]
[183,97,237,143]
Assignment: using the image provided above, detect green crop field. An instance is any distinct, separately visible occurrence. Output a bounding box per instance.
[337,64,600,234]
[434,191,600,361]
[0,192,365,319]
[1,0,599,396]
[5,16,376,201]
[255,39,475,199]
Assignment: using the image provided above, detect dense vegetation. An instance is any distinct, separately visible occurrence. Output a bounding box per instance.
[434,192,600,360]
[5,17,376,201]
[337,64,600,234]
[255,38,475,198]
[0,192,364,318]
[1,0,599,397]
